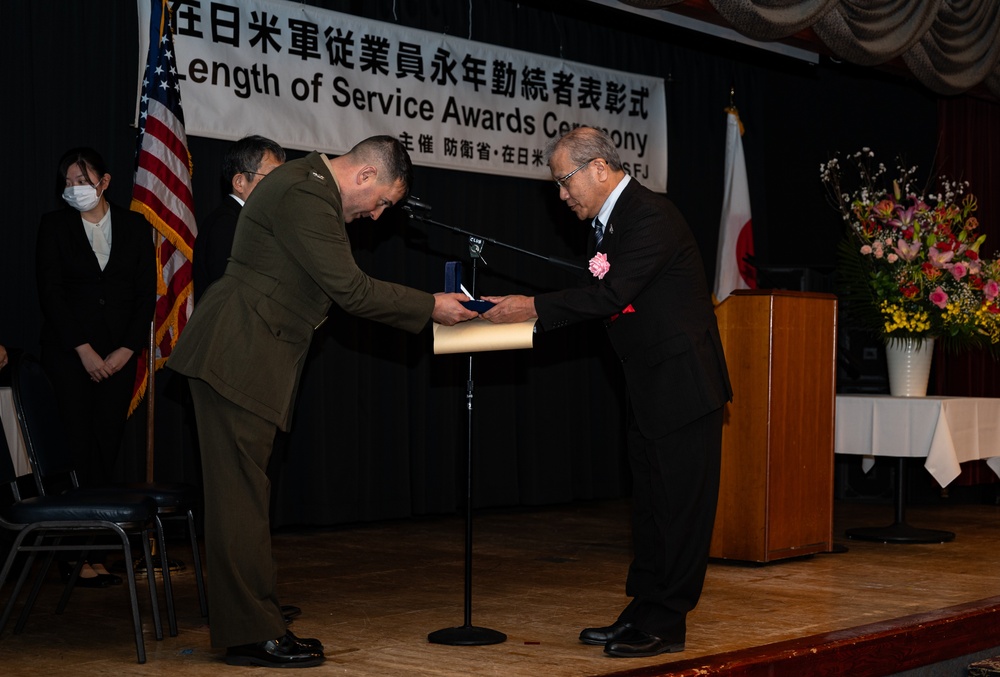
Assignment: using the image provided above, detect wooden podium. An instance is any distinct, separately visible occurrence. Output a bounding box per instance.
[710,290,837,562]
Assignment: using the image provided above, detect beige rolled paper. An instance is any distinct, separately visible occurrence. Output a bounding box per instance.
[433,318,536,354]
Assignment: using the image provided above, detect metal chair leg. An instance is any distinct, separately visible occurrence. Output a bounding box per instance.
[16,546,57,631]
[122,530,148,664]
[0,531,38,633]
[154,517,178,637]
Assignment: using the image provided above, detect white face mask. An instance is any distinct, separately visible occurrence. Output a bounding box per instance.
[62,185,101,212]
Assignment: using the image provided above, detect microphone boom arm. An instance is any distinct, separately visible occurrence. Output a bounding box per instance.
[404,209,586,273]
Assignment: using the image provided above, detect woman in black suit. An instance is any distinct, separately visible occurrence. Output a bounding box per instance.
[36,147,156,584]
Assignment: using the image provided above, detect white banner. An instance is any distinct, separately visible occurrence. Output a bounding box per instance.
[138,0,667,187]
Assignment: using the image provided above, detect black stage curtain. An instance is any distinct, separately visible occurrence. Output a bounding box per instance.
[3,0,943,526]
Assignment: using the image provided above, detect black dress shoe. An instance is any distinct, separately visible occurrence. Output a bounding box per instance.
[225,633,324,668]
[579,621,631,645]
[98,573,123,585]
[604,627,685,657]
[282,604,302,624]
[286,629,324,651]
[58,562,111,588]
[74,575,112,588]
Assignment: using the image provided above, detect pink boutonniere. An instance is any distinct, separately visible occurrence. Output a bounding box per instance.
[589,252,610,279]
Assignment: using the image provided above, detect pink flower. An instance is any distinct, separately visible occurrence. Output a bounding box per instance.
[927,247,954,268]
[929,286,949,309]
[887,253,898,263]
[589,252,611,279]
[894,239,921,262]
[949,263,968,280]
[860,244,872,255]
[985,280,1000,301]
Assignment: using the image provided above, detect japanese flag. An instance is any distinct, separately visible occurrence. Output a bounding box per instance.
[714,107,756,303]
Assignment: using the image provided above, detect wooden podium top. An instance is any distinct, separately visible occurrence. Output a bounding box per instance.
[726,288,837,301]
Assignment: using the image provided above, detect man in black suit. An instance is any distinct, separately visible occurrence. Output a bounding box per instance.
[483,126,732,658]
[193,135,285,304]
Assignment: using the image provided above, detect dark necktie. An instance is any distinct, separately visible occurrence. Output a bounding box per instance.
[594,218,605,249]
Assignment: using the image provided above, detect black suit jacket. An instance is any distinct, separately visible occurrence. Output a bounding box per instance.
[36,204,156,356]
[193,195,241,304]
[535,179,732,439]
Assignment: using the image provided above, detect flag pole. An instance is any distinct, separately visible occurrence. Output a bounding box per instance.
[144,232,157,567]
[714,92,755,304]
[143,314,158,565]
[146,316,155,484]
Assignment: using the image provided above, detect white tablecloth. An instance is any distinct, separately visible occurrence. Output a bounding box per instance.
[1,386,30,476]
[835,394,1000,487]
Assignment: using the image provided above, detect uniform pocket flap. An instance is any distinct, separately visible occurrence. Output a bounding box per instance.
[254,296,310,343]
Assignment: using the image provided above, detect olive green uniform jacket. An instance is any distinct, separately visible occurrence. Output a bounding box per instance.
[170,152,434,429]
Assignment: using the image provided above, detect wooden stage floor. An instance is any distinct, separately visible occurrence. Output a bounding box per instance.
[2,497,1000,676]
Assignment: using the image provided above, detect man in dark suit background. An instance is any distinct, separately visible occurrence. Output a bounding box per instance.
[192,135,285,304]
[169,136,477,668]
[190,134,305,624]
[483,126,732,658]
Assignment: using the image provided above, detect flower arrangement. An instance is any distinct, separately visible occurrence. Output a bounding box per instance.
[820,148,1000,353]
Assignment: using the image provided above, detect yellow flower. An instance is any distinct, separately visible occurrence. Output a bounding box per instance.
[880,302,930,333]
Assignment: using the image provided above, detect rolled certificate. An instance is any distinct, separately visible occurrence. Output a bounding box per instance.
[433,318,536,354]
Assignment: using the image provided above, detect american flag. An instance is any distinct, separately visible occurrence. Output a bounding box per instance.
[129,0,197,413]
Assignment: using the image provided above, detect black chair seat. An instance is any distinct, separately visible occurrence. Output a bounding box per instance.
[77,483,199,511]
[4,494,157,526]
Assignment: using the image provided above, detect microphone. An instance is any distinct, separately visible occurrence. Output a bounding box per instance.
[403,195,432,212]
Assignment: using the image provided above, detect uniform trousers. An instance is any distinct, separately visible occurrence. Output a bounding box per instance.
[188,378,287,648]
[616,406,724,638]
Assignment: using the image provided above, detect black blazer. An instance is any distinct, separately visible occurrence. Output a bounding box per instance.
[193,195,241,304]
[535,179,732,439]
[36,204,156,356]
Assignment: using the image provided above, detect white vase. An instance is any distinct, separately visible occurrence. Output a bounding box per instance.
[884,338,935,397]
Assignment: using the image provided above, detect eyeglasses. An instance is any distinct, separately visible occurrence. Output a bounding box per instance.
[243,171,269,180]
[554,159,596,189]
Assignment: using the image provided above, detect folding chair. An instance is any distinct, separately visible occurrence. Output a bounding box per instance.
[12,353,206,638]
[0,410,161,663]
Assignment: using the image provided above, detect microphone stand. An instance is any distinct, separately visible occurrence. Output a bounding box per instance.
[409,205,579,647]
[426,232,506,646]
